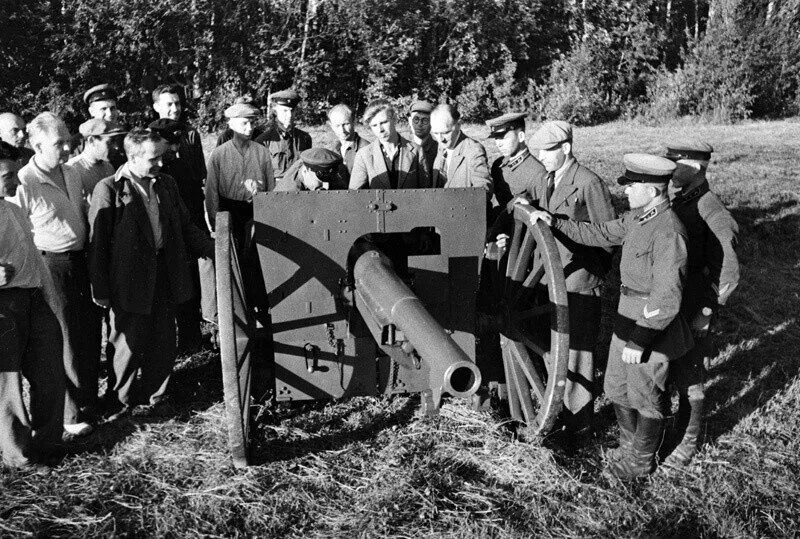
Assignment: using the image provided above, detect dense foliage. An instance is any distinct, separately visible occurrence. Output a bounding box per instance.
[1,0,798,128]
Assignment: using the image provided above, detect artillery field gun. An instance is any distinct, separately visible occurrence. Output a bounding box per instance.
[215,188,571,467]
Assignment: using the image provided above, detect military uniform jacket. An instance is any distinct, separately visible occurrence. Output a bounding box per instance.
[254,122,312,180]
[333,133,370,173]
[672,180,740,316]
[275,160,349,192]
[533,159,615,293]
[554,201,693,360]
[349,136,429,189]
[432,132,492,195]
[491,150,548,208]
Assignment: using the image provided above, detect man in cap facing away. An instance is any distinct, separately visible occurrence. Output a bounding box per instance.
[67,119,126,202]
[205,102,274,248]
[407,100,437,176]
[327,104,369,174]
[526,153,693,479]
[0,113,35,166]
[276,148,349,192]
[255,89,312,182]
[662,139,739,467]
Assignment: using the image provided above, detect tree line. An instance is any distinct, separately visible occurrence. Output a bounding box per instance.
[1,0,798,130]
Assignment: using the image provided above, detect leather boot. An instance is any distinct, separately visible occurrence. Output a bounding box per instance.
[608,415,664,479]
[664,398,703,466]
[606,404,638,463]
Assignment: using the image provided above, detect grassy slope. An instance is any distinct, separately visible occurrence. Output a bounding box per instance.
[2,120,799,537]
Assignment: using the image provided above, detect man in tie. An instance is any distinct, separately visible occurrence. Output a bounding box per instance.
[88,128,214,419]
[327,104,369,174]
[524,120,616,441]
[407,100,437,177]
[429,104,491,194]
[10,112,97,437]
[254,89,312,182]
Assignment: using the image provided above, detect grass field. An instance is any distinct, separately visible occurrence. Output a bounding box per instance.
[2,119,800,537]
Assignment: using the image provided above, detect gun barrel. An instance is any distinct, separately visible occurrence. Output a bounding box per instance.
[353,250,481,402]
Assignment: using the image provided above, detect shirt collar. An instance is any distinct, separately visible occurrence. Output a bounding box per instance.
[29,156,65,189]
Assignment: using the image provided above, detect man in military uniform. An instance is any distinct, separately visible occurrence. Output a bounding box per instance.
[0,113,34,165]
[407,100,437,176]
[327,104,369,174]
[429,104,491,194]
[81,84,125,169]
[526,154,693,478]
[276,148,349,192]
[254,89,312,182]
[663,140,740,467]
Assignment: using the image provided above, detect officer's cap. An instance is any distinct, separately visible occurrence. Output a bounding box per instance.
[617,153,676,185]
[527,120,572,150]
[301,147,342,174]
[270,89,301,108]
[78,118,127,138]
[664,139,714,161]
[224,103,260,119]
[486,112,527,138]
[148,118,182,145]
[83,84,118,105]
[410,100,434,114]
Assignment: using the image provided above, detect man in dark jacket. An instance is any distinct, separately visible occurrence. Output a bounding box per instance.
[254,89,312,182]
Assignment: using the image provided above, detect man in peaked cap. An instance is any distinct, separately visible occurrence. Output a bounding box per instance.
[525,153,693,479]
[254,89,312,182]
[67,119,126,201]
[327,104,369,175]
[661,139,739,467]
[510,119,616,439]
[407,100,437,176]
[205,102,274,249]
[276,147,349,192]
[81,84,125,169]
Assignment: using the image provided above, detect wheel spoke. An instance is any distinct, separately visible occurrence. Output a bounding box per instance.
[505,344,536,423]
[512,303,551,322]
[508,341,546,401]
[515,330,549,360]
[503,221,525,295]
[512,260,545,307]
[509,230,535,282]
[501,344,522,421]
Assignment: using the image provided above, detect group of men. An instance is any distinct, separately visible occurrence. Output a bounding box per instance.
[0,83,739,479]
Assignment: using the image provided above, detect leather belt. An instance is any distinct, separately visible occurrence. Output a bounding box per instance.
[40,249,85,259]
[620,285,649,298]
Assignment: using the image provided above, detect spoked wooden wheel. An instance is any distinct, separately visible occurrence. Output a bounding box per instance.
[498,205,570,436]
[216,212,256,468]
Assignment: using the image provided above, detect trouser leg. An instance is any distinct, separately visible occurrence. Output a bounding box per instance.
[562,291,601,432]
[109,308,149,407]
[176,259,202,352]
[603,334,630,408]
[138,257,176,405]
[0,288,33,466]
[626,358,670,420]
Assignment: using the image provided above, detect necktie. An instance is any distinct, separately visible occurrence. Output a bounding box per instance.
[545,171,555,207]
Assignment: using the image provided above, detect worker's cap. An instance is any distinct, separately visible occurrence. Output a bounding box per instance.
[301,147,342,174]
[147,118,182,145]
[664,139,714,162]
[527,120,572,150]
[410,100,434,114]
[270,89,301,108]
[617,153,676,185]
[224,103,260,119]
[83,84,118,105]
[486,112,527,138]
[78,118,127,138]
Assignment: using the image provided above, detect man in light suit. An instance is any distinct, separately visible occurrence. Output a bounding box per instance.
[429,104,492,195]
[349,99,428,190]
[328,104,369,174]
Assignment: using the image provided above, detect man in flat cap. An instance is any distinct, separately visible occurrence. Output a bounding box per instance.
[81,84,125,169]
[520,119,616,439]
[276,148,349,192]
[526,153,693,479]
[429,104,491,194]
[661,139,739,467]
[88,128,214,419]
[349,99,428,190]
[215,96,267,147]
[327,104,369,174]
[205,102,274,249]
[407,100,437,177]
[254,89,312,182]
[0,113,34,166]
[67,119,126,201]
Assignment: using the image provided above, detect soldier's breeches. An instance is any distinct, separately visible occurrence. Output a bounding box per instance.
[669,333,711,400]
[605,334,670,419]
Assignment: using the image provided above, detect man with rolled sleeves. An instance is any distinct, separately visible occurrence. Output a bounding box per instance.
[524,120,615,437]
[663,140,740,467]
[254,89,312,182]
[205,102,274,248]
[276,148,349,192]
[328,104,369,174]
[0,141,66,468]
[0,113,35,165]
[67,119,126,202]
[526,154,693,479]
[81,84,125,169]
[407,100,437,176]
[429,104,492,194]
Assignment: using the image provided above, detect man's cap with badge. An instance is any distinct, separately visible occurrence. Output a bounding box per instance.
[78,118,127,138]
[664,139,713,162]
[301,147,342,174]
[224,102,260,119]
[617,153,676,185]
[270,89,301,108]
[527,120,572,150]
[148,118,183,145]
[410,100,434,114]
[486,112,527,138]
[83,84,118,105]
